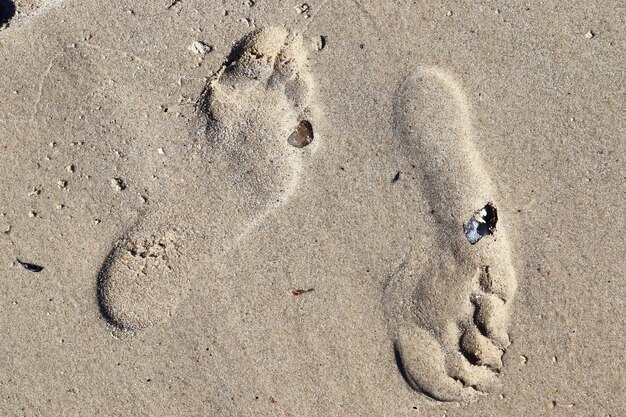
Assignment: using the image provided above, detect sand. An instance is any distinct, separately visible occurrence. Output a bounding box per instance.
[0,1,624,416]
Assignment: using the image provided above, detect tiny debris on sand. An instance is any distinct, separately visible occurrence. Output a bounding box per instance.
[189,40,212,55]
[295,3,309,14]
[292,288,314,296]
[110,178,126,192]
[16,259,44,273]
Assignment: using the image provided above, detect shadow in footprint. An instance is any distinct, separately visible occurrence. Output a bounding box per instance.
[0,0,15,26]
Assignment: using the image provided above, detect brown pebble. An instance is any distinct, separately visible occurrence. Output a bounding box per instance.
[287,120,314,148]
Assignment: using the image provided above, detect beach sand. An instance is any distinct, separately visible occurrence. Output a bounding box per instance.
[0,1,624,415]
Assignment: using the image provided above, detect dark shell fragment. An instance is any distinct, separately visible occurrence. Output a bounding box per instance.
[16,258,44,272]
[287,120,314,148]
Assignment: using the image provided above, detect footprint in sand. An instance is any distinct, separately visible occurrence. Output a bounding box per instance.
[97,27,319,331]
[384,67,517,402]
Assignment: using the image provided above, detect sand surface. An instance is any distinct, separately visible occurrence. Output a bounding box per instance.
[0,1,624,416]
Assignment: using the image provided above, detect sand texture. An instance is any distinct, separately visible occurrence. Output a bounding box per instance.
[0,1,624,416]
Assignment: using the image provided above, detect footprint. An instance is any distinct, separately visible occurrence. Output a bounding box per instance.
[197,26,318,222]
[384,67,517,402]
[97,227,186,330]
[97,27,318,331]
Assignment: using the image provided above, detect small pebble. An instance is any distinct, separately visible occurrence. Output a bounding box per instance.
[295,3,309,14]
[110,178,126,191]
[316,35,326,51]
[66,165,75,173]
[158,148,165,155]
[447,10,453,16]
[28,211,37,218]
[27,187,41,196]
[585,30,594,39]
[189,40,212,55]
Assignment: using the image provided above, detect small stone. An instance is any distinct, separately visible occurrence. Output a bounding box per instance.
[446,10,452,16]
[315,35,326,51]
[58,180,67,189]
[158,148,165,155]
[295,3,310,14]
[189,40,212,55]
[28,211,37,218]
[94,219,101,224]
[27,187,42,196]
[66,165,75,173]
[110,178,126,191]
[49,142,56,148]
[585,30,594,39]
